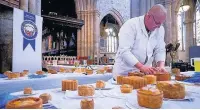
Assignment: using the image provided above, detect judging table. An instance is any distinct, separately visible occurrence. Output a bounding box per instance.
[0,73,112,94]
[9,79,200,109]
[46,65,113,71]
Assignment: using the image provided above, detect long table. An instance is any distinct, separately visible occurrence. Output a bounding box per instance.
[46,65,113,71]
[10,80,200,109]
[0,73,112,94]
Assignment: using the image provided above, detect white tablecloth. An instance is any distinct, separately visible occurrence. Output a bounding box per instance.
[0,73,112,94]
[10,81,200,109]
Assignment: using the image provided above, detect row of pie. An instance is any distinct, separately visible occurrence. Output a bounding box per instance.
[6,79,185,109]
[4,70,29,79]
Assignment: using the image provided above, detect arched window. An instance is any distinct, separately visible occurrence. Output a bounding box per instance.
[105,28,118,53]
[100,14,119,53]
[177,10,186,50]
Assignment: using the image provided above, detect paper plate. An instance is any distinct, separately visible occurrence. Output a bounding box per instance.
[125,96,182,109]
[102,88,132,99]
[91,83,114,90]
[10,91,38,97]
[64,90,101,99]
[125,91,194,109]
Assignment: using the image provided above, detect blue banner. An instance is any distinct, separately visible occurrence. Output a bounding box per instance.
[21,12,38,51]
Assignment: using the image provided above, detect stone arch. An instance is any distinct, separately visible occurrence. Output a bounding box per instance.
[100,8,124,27]
[175,0,182,13]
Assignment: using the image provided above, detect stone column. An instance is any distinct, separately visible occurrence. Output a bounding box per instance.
[183,0,195,62]
[76,0,99,60]
[36,0,41,16]
[93,10,100,62]
[140,0,147,15]
[165,3,172,44]
[28,0,36,14]
[130,0,140,17]
[164,3,173,65]
[19,0,28,11]
[77,12,81,57]
[0,9,13,72]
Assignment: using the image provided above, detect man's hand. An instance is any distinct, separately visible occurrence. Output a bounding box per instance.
[135,62,156,74]
[154,67,167,73]
[139,65,156,74]
[155,61,167,73]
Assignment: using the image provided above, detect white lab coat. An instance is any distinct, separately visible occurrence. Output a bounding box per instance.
[113,15,166,78]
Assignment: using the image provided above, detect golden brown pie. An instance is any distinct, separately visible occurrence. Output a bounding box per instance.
[122,76,147,89]
[156,81,185,99]
[6,97,42,109]
[48,69,57,74]
[171,68,180,75]
[86,69,93,75]
[116,76,124,85]
[36,71,45,75]
[128,71,145,77]
[143,75,157,84]
[175,74,191,81]
[4,71,12,76]
[62,80,78,91]
[7,72,20,79]
[80,99,94,109]
[137,87,163,109]
[154,72,171,81]
[39,93,52,104]
[59,68,66,73]
[96,80,106,89]
[24,87,32,94]
[120,84,133,93]
[78,85,95,96]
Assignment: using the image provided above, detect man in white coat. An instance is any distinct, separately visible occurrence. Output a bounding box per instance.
[113,4,167,79]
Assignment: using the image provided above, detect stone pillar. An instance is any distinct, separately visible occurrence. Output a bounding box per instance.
[165,3,172,44]
[164,3,173,65]
[36,0,41,16]
[130,0,140,17]
[28,0,36,14]
[183,0,195,62]
[77,12,81,57]
[76,0,99,59]
[140,0,147,15]
[0,8,13,72]
[93,10,100,62]
[19,0,28,11]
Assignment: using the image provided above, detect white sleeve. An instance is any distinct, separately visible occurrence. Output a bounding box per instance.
[118,20,139,67]
[154,26,166,63]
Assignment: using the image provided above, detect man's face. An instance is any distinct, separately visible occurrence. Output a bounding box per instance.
[145,13,166,31]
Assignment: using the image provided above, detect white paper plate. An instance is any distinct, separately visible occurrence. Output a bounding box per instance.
[125,91,194,109]
[11,91,38,97]
[91,83,114,90]
[125,96,182,109]
[102,88,132,99]
[64,90,101,99]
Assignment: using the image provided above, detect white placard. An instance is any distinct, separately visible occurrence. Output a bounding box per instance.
[12,8,43,73]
